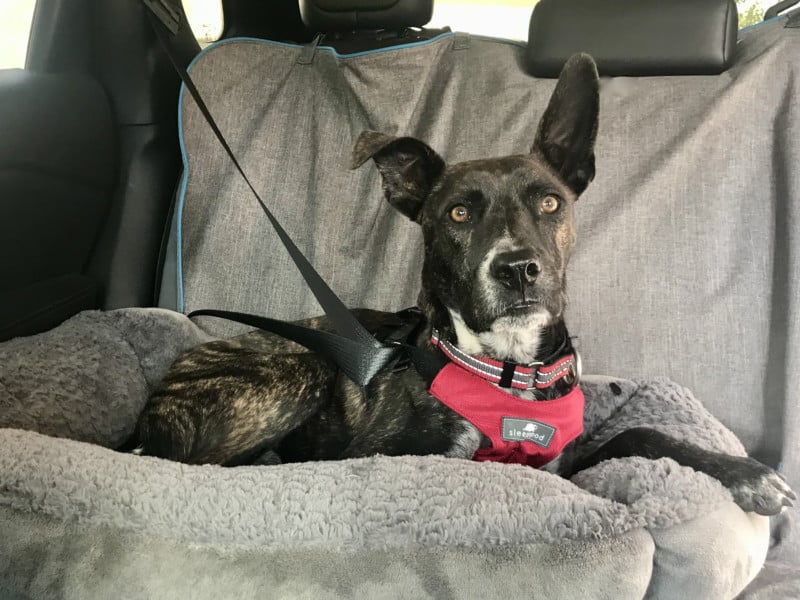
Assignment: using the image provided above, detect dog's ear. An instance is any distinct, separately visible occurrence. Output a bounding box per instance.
[532,54,599,196]
[350,131,445,221]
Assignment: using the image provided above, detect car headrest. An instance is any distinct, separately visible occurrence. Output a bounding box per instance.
[527,0,739,77]
[299,0,433,32]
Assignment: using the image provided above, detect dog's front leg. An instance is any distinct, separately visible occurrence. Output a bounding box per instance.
[571,427,795,515]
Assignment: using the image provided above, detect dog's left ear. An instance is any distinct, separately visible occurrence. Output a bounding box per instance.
[532,53,600,196]
[350,131,445,222]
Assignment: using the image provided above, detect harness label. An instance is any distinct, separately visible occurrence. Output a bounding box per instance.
[501,417,556,448]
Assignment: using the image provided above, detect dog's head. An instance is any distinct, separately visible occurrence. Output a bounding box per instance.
[351,54,599,361]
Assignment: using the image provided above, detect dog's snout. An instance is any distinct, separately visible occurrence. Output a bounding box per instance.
[490,250,541,289]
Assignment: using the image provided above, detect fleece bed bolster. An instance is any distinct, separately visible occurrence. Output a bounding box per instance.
[0,308,770,599]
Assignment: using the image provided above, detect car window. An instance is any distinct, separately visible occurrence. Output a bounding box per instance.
[738,0,769,27]
[183,0,224,47]
[429,0,769,39]
[429,0,535,41]
[0,0,36,69]
[0,1,224,69]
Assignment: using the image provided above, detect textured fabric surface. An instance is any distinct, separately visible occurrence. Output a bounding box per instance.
[0,508,655,600]
[0,312,147,448]
[0,308,771,598]
[0,309,212,448]
[648,507,770,600]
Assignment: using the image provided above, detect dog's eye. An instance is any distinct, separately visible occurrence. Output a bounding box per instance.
[540,196,560,214]
[449,205,469,223]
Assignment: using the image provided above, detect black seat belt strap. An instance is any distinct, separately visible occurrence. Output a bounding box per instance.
[143,2,401,387]
[190,309,400,386]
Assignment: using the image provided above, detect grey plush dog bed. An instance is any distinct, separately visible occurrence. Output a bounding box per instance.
[3,17,799,600]
[0,308,769,599]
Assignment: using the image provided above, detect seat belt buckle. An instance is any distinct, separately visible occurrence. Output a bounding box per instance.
[382,307,425,374]
[143,0,181,34]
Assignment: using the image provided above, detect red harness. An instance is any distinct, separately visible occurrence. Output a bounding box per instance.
[429,332,585,468]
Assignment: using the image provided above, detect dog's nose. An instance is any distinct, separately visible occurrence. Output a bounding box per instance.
[490,250,541,289]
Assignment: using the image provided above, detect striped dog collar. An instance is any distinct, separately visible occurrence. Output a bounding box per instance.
[431,328,581,391]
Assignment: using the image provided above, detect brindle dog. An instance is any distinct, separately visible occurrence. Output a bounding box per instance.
[131,54,794,516]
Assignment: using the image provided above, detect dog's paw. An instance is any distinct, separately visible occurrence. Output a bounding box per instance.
[724,458,796,516]
[252,449,282,466]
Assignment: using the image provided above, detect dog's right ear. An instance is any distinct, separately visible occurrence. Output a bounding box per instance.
[350,131,445,222]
